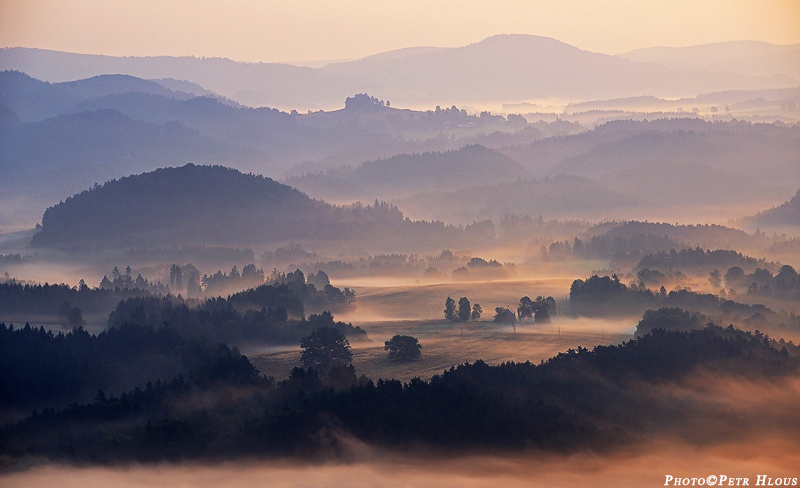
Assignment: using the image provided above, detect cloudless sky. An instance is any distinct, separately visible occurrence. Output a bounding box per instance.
[1,0,799,62]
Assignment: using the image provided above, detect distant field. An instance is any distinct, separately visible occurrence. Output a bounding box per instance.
[250,279,637,382]
[248,316,634,383]
[332,277,577,322]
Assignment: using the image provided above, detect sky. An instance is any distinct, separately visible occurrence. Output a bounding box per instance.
[1,0,799,63]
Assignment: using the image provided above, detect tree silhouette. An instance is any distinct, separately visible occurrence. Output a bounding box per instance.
[384,335,422,360]
[471,303,482,321]
[533,296,556,323]
[494,307,516,323]
[517,296,534,321]
[67,307,86,329]
[444,297,456,321]
[300,327,352,371]
[517,296,556,323]
[457,297,471,322]
[724,266,745,288]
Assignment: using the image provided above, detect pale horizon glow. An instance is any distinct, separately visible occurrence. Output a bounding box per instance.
[1,0,799,64]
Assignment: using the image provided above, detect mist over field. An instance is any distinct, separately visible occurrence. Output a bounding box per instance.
[2,2,800,485]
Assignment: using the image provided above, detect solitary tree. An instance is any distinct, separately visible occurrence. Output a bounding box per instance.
[457,297,471,322]
[444,297,457,321]
[300,327,352,371]
[471,303,482,321]
[384,335,422,360]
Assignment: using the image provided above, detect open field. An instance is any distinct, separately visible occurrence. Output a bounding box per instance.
[249,278,637,381]
[248,316,633,382]
[333,277,577,322]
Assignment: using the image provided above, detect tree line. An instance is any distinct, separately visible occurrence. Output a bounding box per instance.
[443,295,556,324]
[3,323,797,464]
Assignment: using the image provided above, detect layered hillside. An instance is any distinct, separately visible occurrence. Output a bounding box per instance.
[30,164,480,251]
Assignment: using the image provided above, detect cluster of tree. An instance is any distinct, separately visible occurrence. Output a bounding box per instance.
[493,307,517,324]
[108,283,364,345]
[0,280,155,327]
[569,274,800,333]
[0,321,235,414]
[489,296,557,324]
[344,93,390,110]
[542,233,684,263]
[198,264,264,296]
[516,296,557,323]
[444,297,482,322]
[451,257,513,280]
[98,265,170,294]
[636,248,773,274]
[266,268,355,313]
[725,265,800,300]
[634,307,706,337]
[4,324,797,464]
[624,261,795,301]
[265,248,514,283]
[633,267,703,290]
[634,307,800,355]
[539,222,770,269]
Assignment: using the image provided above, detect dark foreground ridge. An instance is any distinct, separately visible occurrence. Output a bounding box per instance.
[1,323,796,467]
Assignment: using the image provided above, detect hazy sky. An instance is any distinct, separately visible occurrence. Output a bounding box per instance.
[2,0,799,62]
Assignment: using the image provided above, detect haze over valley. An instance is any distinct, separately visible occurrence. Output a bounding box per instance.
[1,2,799,486]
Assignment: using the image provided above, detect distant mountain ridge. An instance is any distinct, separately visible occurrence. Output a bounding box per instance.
[618,41,800,80]
[2,35,796,110]
[394,175,645,224]
[285,144,529,201]
[0,70,195,122]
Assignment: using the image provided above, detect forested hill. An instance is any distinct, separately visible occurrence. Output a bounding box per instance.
[286,144,529,201]
[743,188,800,230]
[30,164,481,250]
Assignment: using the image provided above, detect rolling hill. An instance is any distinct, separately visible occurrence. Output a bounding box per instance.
[0,70,195,123]
[29,164,484,252]
[285,144,529,201]
[618,41,800,80]
[394,175,646,224]
[741,188,800,231]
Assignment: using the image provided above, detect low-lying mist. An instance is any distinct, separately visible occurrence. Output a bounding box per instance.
[6,437,798,488]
